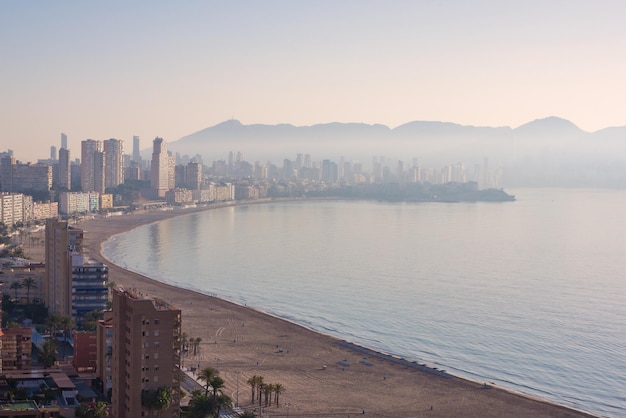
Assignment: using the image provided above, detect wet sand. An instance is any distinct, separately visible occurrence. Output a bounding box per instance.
[34,205,596,417]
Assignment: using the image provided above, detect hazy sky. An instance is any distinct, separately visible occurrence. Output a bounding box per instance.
[1,1,625,162]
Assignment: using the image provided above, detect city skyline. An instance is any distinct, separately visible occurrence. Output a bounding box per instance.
[2,1,626,162]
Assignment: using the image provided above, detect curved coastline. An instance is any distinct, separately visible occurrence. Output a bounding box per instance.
[83,201,597,418]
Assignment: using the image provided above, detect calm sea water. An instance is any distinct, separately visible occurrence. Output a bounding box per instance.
[103,189,626,417]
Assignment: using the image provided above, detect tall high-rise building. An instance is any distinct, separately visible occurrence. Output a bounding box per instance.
[44,219,108,323]
[103,138,124,188]
[132,135,141,162]
[50,145,57,161]
[151,137,170,198]
[61,133,68,150]
[70,252,108,325]
[93,150,106,193]
[58,148,71,190]
[112,287,181,418]
[186,162,202,190]
[44,219,84,317]
[81,139,102,192]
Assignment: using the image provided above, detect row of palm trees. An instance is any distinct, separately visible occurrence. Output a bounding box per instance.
[181,333,203,356]
[246,375,285,408]
[188,367,232,417]
[8,277,38,303]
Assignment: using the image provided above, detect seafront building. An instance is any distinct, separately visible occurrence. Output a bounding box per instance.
[81,139,102,192]
[151,137,172,198]
[111,286,181,418]
[103,138,124,189]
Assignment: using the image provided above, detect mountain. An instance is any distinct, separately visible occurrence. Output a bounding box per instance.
[513,116,586,137]
[161,117,626,188]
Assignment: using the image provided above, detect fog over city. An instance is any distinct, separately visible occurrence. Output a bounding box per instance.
[167,116,626,188]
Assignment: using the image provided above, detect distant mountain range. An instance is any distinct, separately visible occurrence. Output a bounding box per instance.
[162,116,626,188]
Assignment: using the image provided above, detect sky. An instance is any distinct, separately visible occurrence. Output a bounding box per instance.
[1,0,626,162]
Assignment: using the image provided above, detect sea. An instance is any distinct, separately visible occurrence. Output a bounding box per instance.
[102,188,626,417]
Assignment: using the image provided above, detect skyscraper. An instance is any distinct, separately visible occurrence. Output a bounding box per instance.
[111,287,181,418]
[50,145,57,161]
[151,137,170,198]
[44,219,84,317]
[103,138,124,188]
[61,133,68,150]
[132,135,141,162]
[58,148,71,190]
[93,150,106,193]
[81,139,102,192]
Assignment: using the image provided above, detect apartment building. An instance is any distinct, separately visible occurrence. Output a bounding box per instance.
[112,287,181,418]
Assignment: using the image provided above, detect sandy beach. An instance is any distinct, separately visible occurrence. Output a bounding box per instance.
[31,204,596,417]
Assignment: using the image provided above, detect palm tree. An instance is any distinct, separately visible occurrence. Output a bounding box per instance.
[82,310,103,331]
[41,340,57,367]
[273,383,284,407]
[46,313,63,340]
[59,315,74,359]
[247,375,258,403]
[188,389,212,418]
[197,367,217,397]
[214,393,232,417]
[192,337,202,355]
[153,386,172,417]
[263,384,272,407]
[21,277,37,303]
[256,376,265,402]
[9,281,22,300]
[142,386,172,417]
[210,375,225,398]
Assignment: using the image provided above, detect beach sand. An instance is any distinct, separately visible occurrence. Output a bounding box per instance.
[28,205,596,417]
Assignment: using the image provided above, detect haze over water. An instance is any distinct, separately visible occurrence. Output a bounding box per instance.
[103,188,626,417]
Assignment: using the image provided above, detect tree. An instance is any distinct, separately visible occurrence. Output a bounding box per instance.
[213,393,232,417]
[21,277,37,303]
[247,375,263,403]
[81,309,103,331]
[142,386,172,417]
[188,389,212,418]
[273,383,284,407]
[197,367,217,397]
[46,313,63,340]
[192,337,202,355]
[59,315,74,359]
[41,339,57,367]
[76,401,109,418]
[209,375,225,398]
[181,332,189,354]
[9,281,22,300]
[263,384,272,407]
[153,386,173,417]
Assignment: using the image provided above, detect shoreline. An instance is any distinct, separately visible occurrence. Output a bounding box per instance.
[73,202,597,417]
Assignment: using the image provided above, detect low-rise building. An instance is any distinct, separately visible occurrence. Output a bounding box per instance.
[1,327,32,371]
